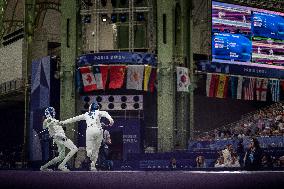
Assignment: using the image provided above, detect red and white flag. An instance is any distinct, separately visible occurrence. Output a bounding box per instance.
[176,67,190,92]
[80,66,96,92]
[256,78,268,101]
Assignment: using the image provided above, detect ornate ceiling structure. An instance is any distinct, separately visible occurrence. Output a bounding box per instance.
[1,0,283,43]
[0,0,61,42]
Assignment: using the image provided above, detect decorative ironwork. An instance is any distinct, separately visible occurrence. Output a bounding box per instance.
[80,0,153,52]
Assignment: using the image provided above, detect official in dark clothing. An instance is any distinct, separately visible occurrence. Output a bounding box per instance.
[236,139,245,167]
[244,138,263,170]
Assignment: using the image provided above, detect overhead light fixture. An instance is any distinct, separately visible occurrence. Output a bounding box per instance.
[111,13,117,23]
[83,15,91,23]
[119,13,127,22]
[101,14,108,22]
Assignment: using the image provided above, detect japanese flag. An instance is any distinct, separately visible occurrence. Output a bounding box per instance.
[176,66,190,92]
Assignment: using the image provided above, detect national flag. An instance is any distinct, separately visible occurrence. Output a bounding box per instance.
[108,65,126,89]
[93,66,103,90]
[256,78,268,101]
[176,66,190,92]
[126,65,144,90]
[99,65,109,89]
[80,66,96,92]
[144,65,152,91]
[215,74,229,98]
[230,76,238,99]
[243,77,256,100]
[148,68,157,93]
[206,73,219,97]
[237,76,243,100]
[269,79,280,102]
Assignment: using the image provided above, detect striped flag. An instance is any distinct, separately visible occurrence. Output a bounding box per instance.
[206,73,219,97]
[144,65,152,91]
[269,79,280,102]
[215,74,229,98]
[243,77,256,100]
[256,78,268,101]
[148,68,157,93]
[237,76,243,100]
[80,66,96,92]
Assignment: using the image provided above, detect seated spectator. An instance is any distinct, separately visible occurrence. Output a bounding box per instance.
[229,154,240,168]
[222,144,233,166]
[214,157,225,168]
[196,156,206,168]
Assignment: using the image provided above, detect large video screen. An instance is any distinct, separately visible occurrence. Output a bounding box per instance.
[212,1,284,72]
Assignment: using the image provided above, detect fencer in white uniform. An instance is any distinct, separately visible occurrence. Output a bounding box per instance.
[40,107,78,172]
[60,102,114,171]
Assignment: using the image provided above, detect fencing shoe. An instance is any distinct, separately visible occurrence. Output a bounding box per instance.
[58,164,70,172]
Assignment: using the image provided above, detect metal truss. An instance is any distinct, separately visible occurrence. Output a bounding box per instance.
[80,6,151,15]
[36,1,60,13]
[147,0,155,53]
[0,0,24,45]
[81,0,154,53]
[35,2,61,28]
[129,0,134,51]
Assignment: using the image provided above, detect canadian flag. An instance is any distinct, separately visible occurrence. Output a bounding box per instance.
[80,66,97,92]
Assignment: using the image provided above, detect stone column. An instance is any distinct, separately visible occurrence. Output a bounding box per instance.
[157,0,175,152]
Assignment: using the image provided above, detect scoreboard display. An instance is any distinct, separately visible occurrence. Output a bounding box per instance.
[212,1,284,70]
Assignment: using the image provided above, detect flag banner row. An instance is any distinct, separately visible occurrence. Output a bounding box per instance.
[77,65,157,93]
[206,73,282,102]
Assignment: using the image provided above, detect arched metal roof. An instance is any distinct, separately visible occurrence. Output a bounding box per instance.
[0,0,61,40]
